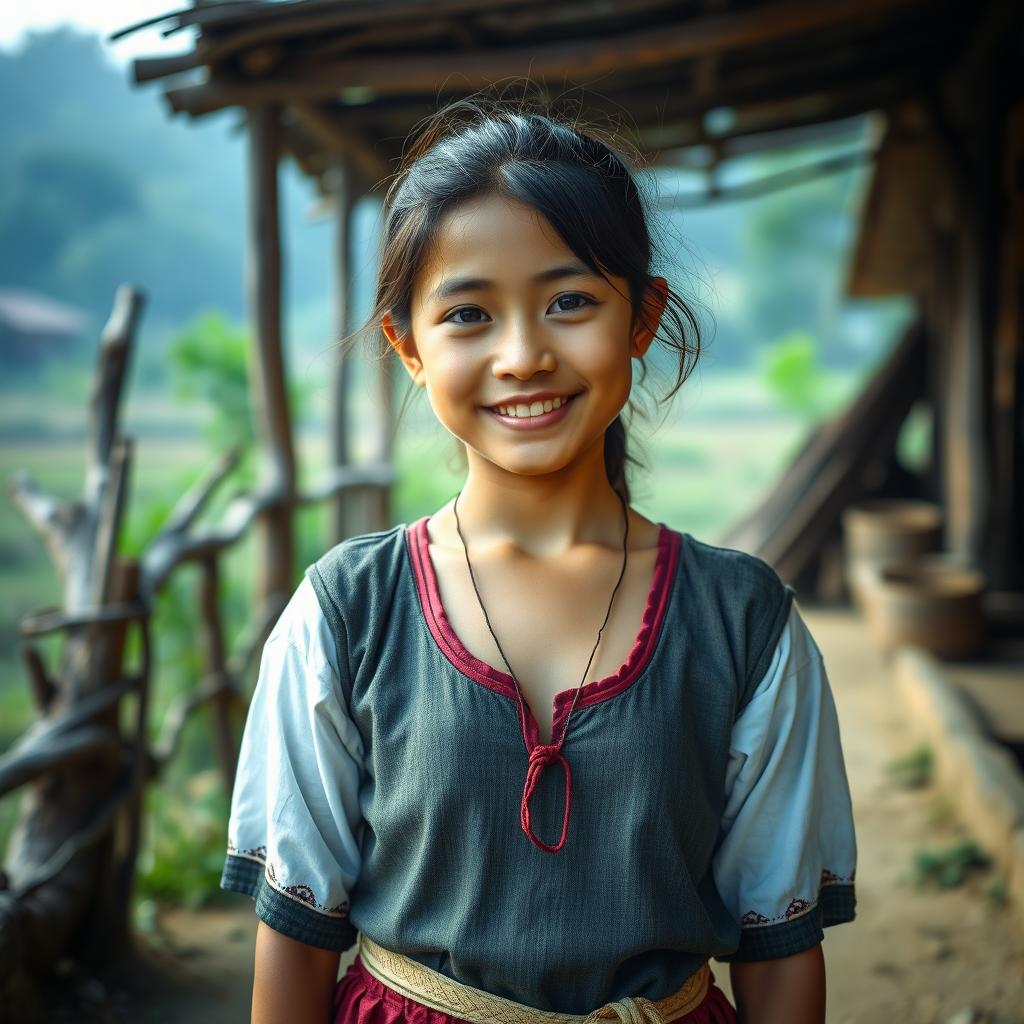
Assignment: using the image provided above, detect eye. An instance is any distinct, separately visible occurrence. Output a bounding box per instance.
[444,306,489,325]
[549,293,593,314]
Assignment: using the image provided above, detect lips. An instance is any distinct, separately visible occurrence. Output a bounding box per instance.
[484,392,581,430]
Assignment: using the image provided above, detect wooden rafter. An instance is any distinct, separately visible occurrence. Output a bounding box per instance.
[145,0,927,117]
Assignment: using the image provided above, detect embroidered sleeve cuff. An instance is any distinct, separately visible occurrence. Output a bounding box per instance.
[220,852,358,953]
[714,883,856,963]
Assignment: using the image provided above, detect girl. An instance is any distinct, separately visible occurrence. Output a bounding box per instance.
[221,93,857,1024]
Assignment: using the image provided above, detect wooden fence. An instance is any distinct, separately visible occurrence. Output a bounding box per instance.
[0,285,393,1020]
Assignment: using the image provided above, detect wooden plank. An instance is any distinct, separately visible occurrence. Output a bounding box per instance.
[246,103,296,604]
[290,101,390,184]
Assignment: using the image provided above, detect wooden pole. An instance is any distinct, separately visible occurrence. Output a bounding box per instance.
[330,160,357,544]
[246,103,295,603]
[991,102,1024,590]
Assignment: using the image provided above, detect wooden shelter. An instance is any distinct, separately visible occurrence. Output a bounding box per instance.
[110,0,1022,601]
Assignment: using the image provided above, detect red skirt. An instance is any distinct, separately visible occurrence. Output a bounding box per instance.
[333,954,737,1024]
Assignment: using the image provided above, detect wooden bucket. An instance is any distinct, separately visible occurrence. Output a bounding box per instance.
[862,554,986,657]
[841,499,943,609]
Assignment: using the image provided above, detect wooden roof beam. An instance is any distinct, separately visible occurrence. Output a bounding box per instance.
[643,76,917,155]
[288,101,391,184]
[161,0,927,117]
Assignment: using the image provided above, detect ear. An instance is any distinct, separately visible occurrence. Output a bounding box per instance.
[381,312,426,387]
[631,277,669,358]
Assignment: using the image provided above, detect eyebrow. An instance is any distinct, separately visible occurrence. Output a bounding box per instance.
[429,262,602,303]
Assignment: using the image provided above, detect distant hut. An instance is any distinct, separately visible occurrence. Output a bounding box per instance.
[0,288,88,372]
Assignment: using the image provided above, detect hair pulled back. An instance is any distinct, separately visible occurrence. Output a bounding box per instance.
[357,86,705,503]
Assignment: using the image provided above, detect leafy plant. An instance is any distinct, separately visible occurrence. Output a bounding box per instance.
[168,310,256,452]
[911,838,991,889]
[983,874,1008,906]
[884,743,933,790]
[759,331,829,419]
[135,768,232,909]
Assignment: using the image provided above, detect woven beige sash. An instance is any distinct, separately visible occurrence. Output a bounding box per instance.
[356,932,711,1024]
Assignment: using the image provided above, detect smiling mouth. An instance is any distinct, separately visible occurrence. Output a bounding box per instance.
[486,393,581,418]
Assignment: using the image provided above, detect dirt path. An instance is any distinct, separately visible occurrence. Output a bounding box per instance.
[783,605,1024,1023]
[41,607,1024,1023]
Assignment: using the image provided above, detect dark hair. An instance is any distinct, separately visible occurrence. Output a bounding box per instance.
[352,86,705,504]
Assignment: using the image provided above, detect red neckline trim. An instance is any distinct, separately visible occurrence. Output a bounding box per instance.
[405,515,680,752]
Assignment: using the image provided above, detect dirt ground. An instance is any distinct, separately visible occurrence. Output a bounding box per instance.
[39,605,1024,1024]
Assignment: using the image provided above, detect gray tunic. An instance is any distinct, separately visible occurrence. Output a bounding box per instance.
[221,518,857,1012]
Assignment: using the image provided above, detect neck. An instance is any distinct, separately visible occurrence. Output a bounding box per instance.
[451,436,628,559]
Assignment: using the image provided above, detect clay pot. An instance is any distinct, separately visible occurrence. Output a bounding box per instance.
[861,554,986,657]
[841,500,943,609]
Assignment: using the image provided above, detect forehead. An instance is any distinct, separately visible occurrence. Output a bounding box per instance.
[414,195,577,294]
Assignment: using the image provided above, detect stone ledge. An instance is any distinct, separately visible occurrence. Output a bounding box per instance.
[894,647,1024,930]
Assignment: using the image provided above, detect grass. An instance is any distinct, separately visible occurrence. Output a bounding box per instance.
[883,743,934,790]
[911,838,992,890]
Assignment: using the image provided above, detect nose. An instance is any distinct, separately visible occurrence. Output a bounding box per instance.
[490,318,557,379]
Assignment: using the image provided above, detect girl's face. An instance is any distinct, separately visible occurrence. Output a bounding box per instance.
[383,194,666,481]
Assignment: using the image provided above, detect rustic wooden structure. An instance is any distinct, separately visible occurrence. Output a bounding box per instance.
[0,288,392,1020]
[2,0,1022,1014]
[107,0,1021,596]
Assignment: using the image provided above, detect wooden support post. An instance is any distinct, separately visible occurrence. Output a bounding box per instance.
[990,101,1024,590]
[330,159,357,544]
[246,103,296,602]
[198,557,237,794]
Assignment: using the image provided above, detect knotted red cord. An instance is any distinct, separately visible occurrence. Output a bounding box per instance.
[520,741,573,853]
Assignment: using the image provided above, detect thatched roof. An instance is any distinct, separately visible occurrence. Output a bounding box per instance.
[113,0,963,190]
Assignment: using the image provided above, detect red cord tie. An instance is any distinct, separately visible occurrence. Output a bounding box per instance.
[520,742,573,853]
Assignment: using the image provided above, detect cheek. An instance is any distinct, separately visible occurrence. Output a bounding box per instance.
[424,348,479,406]
[576,322,634,395]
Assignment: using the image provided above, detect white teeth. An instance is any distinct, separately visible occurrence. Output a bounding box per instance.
[495,395,569,418]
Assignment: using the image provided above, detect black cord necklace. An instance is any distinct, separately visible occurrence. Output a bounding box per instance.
[452,487,630,853]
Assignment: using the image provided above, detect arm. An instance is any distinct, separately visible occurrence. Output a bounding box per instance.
[252,921,342,1024]
[729,943,825,1024]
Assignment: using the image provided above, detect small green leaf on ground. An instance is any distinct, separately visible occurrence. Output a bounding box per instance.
[884,743,933,789]
[912,838,991,889]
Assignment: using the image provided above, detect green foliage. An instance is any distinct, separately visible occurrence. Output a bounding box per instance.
[884,743,934,790]
[168,308,315,454]
[896,401,933,474]
[135,769,232,910]
[169,311,255,451]
[911,838,991,889]
[983,874,1008,906]
[119,491,177,561]
[759,331,829,419]
[0,26,339,338]
[739,146,858,363]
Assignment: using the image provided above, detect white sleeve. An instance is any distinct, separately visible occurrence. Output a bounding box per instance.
[220,575,365,952]
[711,601,857,962]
